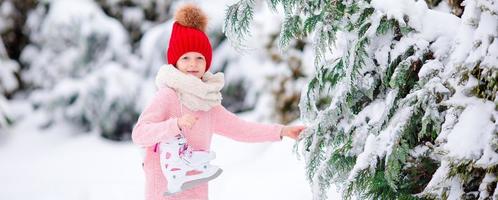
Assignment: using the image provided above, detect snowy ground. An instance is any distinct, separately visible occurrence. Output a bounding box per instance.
[0,102,341,200]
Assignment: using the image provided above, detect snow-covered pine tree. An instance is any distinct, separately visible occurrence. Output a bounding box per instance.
[0,0,22,99]
[0,0,39,130]
[420,0,498,199]
[20,0,142,140]
[224,0,497,199]
[0,0,37,65]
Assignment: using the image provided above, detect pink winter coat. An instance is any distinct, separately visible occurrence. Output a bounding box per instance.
[132,86,284,200]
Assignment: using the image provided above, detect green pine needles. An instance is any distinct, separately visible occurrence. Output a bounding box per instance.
[224,0,498,199]
[224,0,255,50]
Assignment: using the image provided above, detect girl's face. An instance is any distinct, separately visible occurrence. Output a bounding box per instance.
[176,52,207,79]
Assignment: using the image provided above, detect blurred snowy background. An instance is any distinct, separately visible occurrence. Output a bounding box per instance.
[0,0,336,199]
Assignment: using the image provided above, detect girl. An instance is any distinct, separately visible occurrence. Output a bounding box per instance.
[132,4,306,200]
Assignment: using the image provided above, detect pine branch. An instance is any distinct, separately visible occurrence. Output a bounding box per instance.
[278,15,302,50]
[223,0,256,50]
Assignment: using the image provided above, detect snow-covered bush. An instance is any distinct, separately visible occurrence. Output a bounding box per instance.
[137,21,171,78]
[0,36,18,129]
[22,0,133,89]
[95,0,174,43]
[0,0,24,97]
[21,0,143,140]
[225,0,497,199]
[30,63,142,140]
[0,0,38,62]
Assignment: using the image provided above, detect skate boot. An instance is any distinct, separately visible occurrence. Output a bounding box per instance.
[159,134,222,195]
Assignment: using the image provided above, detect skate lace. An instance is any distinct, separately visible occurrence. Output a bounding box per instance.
[178,142,193,159]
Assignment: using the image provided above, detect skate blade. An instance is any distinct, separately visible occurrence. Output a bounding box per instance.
[162,169,223,196]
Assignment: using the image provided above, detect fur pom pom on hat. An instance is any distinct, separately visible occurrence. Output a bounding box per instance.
[167,4,212,71]
[174,4,208,32]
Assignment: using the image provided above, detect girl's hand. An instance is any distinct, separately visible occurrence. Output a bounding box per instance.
[177,114,198,131]
[280,125,307,140]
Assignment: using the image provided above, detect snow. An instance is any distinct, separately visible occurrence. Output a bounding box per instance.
[0,1,15,32]
[373,35,393,70]
[418,60,443,80]
[139,21,171,76]
[122,7,144,26]
[435,107,460,144]
[440,98,498,169]
[478,173,497,199]
[429,35,452,60]
[409,145,429,158]
[348,90,397,155]
[447,176,464,200]
[444,103,495,161]
[421,160,451,197]
[432,0,452,13]
[371,0,461,66]
[0,59,19,94]
[0,39,19,94]
[371,0,412,24]
[417,9,460,41]
[390,37,418,60]
[482,39,498,68]
[348,105,413,181]
[467,9,498,66]
[347,133,378,180]
[372,0,460,40]
[448,0,477,69]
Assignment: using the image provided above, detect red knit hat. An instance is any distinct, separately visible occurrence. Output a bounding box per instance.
[167,4,212,71]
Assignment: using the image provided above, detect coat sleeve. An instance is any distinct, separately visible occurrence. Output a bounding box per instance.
[211,105,283,143]
[132,87,182,147]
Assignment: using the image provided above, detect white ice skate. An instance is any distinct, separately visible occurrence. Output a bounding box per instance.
[159,134,222,196]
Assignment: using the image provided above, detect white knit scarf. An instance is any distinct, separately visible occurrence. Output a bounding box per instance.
[155,64,224,111]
